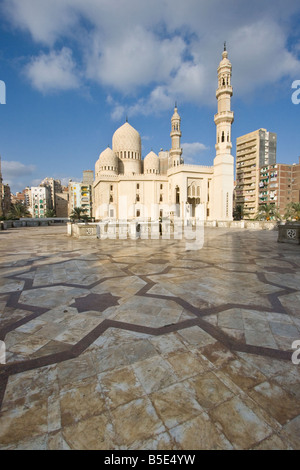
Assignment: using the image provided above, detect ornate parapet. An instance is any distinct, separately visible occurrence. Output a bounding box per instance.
[278,223,300,244]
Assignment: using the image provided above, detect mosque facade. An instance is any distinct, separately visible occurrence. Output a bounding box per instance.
[93,47,234,223]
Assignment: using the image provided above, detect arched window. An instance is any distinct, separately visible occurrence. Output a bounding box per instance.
[222,131,225,143]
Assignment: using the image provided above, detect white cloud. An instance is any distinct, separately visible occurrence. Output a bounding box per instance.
[2,160,36,178]
[182,142,208,163]
[2,0,300,111]
[25,47,80,93]
[1,0,77,45]
[85,27,185,93]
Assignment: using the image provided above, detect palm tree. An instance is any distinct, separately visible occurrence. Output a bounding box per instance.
[45,209,56,218]
[284,202,300,222]
[7,203,31,220]
[70,207,88,222]
[255,204,281,221]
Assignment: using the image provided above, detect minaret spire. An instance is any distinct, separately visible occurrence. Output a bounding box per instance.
[214,45,234,156]
[170,104,183,167]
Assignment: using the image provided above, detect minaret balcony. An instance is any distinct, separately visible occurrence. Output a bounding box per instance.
[216,86,233,99]
[214,111,234,125]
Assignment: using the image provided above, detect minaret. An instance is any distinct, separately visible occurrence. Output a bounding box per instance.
[170,103,183,167]
[212,44,234,221]
[214,42,234,155]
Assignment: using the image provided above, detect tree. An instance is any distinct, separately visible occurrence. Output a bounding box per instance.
[7,203,31,220]
[70,207,88,222]
[45,209,56,218]
[255,204,281,221]
[284,202,300,222]
[233,204,244,220]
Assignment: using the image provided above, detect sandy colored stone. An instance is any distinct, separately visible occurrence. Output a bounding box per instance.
[150,382,203,429]
[0,400,48,447]
[62,412,116,450]
[219,358,267,390]
[60,380,106,427]
[210,396,273,449]
[99,365,145,408]
[186,371,234,410]
[165,350,207,379]
[248,381,300,425]
[111,397,165,446]
[132,355,178,394]
[170,413,233,450]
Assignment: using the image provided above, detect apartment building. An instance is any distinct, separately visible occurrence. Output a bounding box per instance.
[30,186,51,218]
[235,129,277,217]
[68,171,93,218]
[259,158,300,216]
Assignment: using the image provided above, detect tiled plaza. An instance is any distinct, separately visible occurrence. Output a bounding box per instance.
[0,225,300,450]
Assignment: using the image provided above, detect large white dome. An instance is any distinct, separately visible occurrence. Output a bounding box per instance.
[112,122,141,160]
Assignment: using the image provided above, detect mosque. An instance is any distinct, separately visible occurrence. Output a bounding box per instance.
[93,46,234,224]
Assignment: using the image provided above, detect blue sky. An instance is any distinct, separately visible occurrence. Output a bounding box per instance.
[1,0,300,193]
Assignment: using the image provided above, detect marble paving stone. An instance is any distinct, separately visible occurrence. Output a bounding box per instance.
[165,350,208,380]
[169,413,233,450]
[0,400,48,448]
[177,326,217,347]
[132,355,178,394]
[149,382,203,429]
[279,415,300,450]
[98,365,146,409]
[110,397,166,447]
[1,226,300,450]
[60,379,106,427]
[209,396,273,449]
[149,333,188,356]
[248,381,300,425]
[19,286,88,309]
[57,355,97,388]
[62,413,117,450]
[92,345,131,374]
[219,358,267,391]
[186,371,234,411]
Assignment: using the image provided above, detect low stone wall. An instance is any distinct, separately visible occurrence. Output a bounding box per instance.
[204,220,277,230]
[0,218,69,230]
[278,223,300,244]
[67,219,279,240]
[67,223,98,239]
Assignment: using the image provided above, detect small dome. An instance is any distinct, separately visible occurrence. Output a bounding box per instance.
[219,50,231,67]
[98,146,118,174]
[172,107,180,121]
[99,147,117,164]
[144,151,159,174]
[112,122,141,159]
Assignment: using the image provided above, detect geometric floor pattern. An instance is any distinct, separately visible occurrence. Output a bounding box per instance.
[0,226,300,449]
